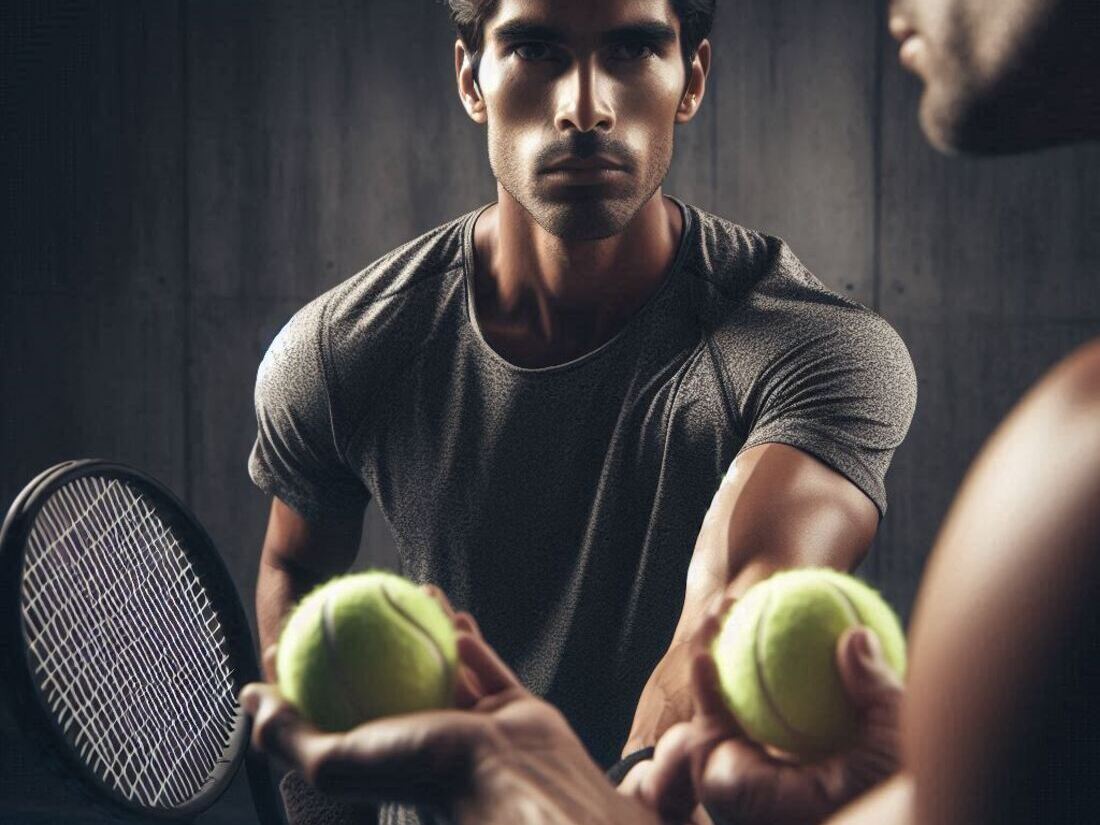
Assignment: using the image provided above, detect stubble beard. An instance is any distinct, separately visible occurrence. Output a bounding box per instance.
[489,129,674,242]
[917,3,1090,155]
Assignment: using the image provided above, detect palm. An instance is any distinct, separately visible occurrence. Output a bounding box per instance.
[244,603,670,825]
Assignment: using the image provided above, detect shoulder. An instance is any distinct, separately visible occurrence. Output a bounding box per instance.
[683,205,916,401]
[683,205,893,338]
[270,209,474,367]
[256,210,475,413]
[905,337,1100,823]
[324,209,473,344]
[1001,336,1100,469]
[1045,336,1100,416]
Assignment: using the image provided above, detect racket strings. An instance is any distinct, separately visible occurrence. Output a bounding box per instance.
[22,480,226,806]
[24,485,164,773]
[20,475,239,809]
[24,478,235,805]
[45,478,237,800]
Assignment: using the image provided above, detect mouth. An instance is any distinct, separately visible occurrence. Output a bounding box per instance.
[542,155,628,175]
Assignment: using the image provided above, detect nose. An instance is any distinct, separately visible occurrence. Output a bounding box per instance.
[554,59,614,134]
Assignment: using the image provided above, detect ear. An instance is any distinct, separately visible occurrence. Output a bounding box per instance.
[675,39,711,124]
[455,39,487,124]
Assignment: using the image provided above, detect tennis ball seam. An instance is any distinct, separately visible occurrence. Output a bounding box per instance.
[321,592,369,724]
[825,579,865,626]
[378,583,455,693]
[753,580,864,752]
[751,588,808,749]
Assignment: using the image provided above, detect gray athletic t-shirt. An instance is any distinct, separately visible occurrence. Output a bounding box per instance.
[249,199,916,823]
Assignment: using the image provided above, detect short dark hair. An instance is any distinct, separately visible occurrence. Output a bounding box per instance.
[446,0,716,81]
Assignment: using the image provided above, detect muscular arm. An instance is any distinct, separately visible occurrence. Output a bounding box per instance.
[902,340,1100,825]
[256,496,365,680]
[622,442,880,755]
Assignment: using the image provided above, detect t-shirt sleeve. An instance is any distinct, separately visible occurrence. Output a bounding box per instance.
[248,297,370,522]
[734,311,917,517]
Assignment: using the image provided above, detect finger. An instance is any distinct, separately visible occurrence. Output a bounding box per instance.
[456,631,523,695]
[834,628,905,790]
[240,683,332,769]
[239,682,267,716]
[690,649,739,732]
[454,610,484,639]
[309,711,485,804]
[453,664,486,709]
[699,740,835,825]
[421,583,457,619]
[616,758,653,798]
[835,628,904,711]
[696,738,757,817]
[640,723,700,822]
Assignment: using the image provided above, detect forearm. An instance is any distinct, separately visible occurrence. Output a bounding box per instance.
[622,557,793,755]
[624,550,870,755]
[256,556,328,681]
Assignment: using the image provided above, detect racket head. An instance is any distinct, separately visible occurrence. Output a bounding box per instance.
[0,460,262,820]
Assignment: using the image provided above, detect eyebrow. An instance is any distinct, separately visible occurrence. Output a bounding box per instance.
[491,20,678,49]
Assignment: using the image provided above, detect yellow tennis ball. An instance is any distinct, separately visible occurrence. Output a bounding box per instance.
[276,571,458,732]
[712,568,906,759]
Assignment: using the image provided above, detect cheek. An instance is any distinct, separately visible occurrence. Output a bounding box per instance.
[619,63,684,110]
[611,74,683,142]
[491,73,551,123]
[925,0,1040,90]
[482,74,553,172]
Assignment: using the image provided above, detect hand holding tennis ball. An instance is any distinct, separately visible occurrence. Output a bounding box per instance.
[276,571,458,731]
[712,568,906,759]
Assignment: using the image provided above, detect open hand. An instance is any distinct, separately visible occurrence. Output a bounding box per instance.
[622,593,904,825]
[241,587,677,825]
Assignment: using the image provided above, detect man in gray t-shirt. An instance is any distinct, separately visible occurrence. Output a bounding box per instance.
[248,1,916,823]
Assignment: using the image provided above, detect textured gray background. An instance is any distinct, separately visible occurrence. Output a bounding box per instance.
[2,1,1098,822]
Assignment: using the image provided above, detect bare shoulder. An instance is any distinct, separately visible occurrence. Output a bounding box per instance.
[920,335,1100,611]
[1042,335,1100,412]
[967,335,1100,504]
[903,335,1100,825]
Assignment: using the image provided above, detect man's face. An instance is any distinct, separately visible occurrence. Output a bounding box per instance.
[889,0,1083,153]
[466,0,698,241]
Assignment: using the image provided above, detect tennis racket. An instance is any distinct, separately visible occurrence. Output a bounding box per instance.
[0,459,285,823]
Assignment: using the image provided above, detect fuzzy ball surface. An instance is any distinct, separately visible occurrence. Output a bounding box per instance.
[276,571,458,732]
[712,568,906,759]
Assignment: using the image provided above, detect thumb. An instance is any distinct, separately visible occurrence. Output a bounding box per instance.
[833,628,905,790]
[836,627,903,710]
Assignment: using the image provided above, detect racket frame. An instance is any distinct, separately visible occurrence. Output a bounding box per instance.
[0,459,283,822]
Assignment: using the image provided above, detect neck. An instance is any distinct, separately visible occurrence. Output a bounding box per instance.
[471,188,683,367]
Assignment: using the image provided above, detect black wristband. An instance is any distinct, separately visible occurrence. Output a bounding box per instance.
[605,746,656,787]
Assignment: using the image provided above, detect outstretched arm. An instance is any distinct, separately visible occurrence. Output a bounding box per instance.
[622,441,879,756]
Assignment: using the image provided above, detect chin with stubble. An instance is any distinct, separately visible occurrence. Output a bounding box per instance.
[891,0,1100,155]
[489,126,673,242]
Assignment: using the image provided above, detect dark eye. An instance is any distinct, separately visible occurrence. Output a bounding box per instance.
[609,41,656,61]
[513,42,553,61]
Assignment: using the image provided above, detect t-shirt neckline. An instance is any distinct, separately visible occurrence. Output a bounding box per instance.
[461,195,695,375]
